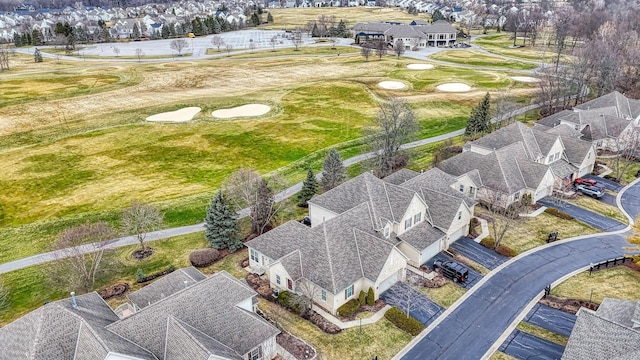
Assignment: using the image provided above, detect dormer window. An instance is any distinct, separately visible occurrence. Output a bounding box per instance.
[405,218,412,230]
[459,184,464,192]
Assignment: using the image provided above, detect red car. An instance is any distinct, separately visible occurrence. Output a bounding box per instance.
[574,177,598,187]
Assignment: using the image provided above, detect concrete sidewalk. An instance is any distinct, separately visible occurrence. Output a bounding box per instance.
[312,304,392,330]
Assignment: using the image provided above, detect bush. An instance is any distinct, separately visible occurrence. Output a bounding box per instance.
[384,307,424,336]
[480,236,495,249]
[544,207,574,220]
[337,299,361,317]
[277,291,303,314]
[366,288,375,306]
[189,248,220,267]
[495,245,516,257]
[135,268,146,283]
[358,290,366,305]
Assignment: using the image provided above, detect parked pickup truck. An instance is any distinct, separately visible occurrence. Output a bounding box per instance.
[575,184,605,198]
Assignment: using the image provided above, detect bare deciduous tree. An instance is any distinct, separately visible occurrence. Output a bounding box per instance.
[374,38,387,60]
[610,127,640,181]
[112,46,120,57]
[270,35,277,51]
[225,43,234,55]
[249,39,256,53]
[135,48,144,62]
[360,45,372,61]
[222,168,286,235]
[121,201,164,253]
[292,29,303,51]
[211,35,224,52]
[170,38,189,55]
[481,183,526,250]
[0,47,9,71]
[365,97,418,178]
[50,222,117,292]
[393,39,405,59]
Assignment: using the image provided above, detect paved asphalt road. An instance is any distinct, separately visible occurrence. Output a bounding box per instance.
[524,303,576,337]
[537,196,627,232]
[424,253,483,290]
[499,329,565,360]
[399,233,629,360]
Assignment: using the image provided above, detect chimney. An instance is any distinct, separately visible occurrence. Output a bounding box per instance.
[183,280,189,289]
[70,292,78,310]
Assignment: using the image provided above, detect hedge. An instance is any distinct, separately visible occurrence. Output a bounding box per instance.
[277,291,303,314]
[189,248,220,267]
[479,237,516,257]
[337,299,361,317]
[544,207,574,220]
[384,307,424,336]
[136,265,176,283]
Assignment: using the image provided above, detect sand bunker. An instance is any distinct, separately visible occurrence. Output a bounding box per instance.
[407,64,434,70]
[436,83,471,92]
[510,76,541,83]
[378,81,406,90]
[211,104,271,119]
[146,107,201,122]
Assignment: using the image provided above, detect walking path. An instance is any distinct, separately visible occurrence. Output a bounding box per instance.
[312,304,392,330]
[393,178,639,360]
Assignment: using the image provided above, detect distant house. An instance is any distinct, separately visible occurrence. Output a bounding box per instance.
[246,170,475,314]
[353,19,457,48]
[439,122,595,207]
[0,270,280,360]
[536,91,640,152]
[563,297,640,359]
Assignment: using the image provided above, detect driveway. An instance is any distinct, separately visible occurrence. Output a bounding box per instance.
[599,192,617,207]
[499,329,565,360]
[380,282,444,327]
[397,233,628,360]
[620,180,640,220]
[424,253,483,289]
[537,197,626,232]
[583,174,624,192]
[524,303,576,337]
[450,237,508,270]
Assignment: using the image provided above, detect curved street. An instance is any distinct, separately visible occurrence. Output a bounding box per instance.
[395,180,639,359]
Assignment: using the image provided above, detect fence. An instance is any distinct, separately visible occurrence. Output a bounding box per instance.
[589,257,633,274]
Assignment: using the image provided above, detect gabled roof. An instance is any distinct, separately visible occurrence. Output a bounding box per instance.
[383,168,420,185]
[419,188,465,230]
[574,91,640,119]
[107,271,279,359]
[469,122,543,160]
[400,167,475,208]
[309,172,416,228]
[558,135,594,166]
[396,216,446,250]
[128,267,206,310]
[0,292,157,360]
[563,298,640,360]
[544,124,583,138]
[165,317,242,360]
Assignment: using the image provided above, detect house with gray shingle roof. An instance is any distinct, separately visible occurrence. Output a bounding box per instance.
[247,170,475,313]
[353,19,456,48]
[563,297,640,359]
[127,266,206,311]
[536,91,640,152]
[0,271,280,360]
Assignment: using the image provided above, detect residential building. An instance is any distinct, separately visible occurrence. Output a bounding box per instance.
[563,297,640,359]
[0,271,280,360]
[246,170,475,314]
[353,20,457,48]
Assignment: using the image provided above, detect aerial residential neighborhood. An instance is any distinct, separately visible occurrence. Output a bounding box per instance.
[1,0,640,359]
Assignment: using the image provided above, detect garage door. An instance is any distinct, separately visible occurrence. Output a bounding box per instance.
[420,242,441,265]
[448,227,465,246]
[378,269,401,294]
[534,186,552,201]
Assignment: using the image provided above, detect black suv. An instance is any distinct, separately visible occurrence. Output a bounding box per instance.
[433,259,469,283]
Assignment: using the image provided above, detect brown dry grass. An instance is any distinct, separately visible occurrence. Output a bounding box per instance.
[551,266,640,303]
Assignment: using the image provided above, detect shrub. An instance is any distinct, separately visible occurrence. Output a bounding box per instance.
[135,268,146,283]
[384,307,424,336]
[358,290,366,305]
[277,291,302,314]
[480,236,495,249]
[544,207,574,220]
[337,299,361,317]
[189,248,220,267]
[495,245,516,257]
[366,288,375,306]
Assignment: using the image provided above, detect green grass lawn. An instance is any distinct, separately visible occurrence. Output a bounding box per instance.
[489,351,518,360]
[472,34,561,63]
[429,50,537,70]
[416,283,467,308]
[517,322,568,346]
[258,299,412,360]
[551,266,640,303]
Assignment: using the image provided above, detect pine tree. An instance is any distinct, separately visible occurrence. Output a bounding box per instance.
[465,92,491,137]
[267,12,274,23]
[321,148,346,191]
[34,48,43,62]
[132,22,141,40]
[204,190,242,252]
[297,168,318,207]
[32,29,42,46]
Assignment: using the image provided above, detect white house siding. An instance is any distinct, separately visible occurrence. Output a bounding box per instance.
[466,144,492,155]
[544,138,565,165]
[237,297,254,312]
[446,203,471,246]
[397,242,420,267]
[374,248,407,295]
[419,242,441,264]
[266,262,292,292]
[577,146,596,177]
[396,194,428,236]
[243,335,278,360]
[308,204,338,228]
[534,169,556,201]
[453,174,477,200]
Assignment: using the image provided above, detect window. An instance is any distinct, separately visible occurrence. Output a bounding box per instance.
[247,347,262,360]
[287,279,293,290]
[414,212,421,224]
[404,218,412,230]
[513,191,520,200]
[457,211,462,220]
[345,284,354,300]
[321,289,327,302]
[459,184,464,192]
[250,249,259,262]
[275,274,281,285]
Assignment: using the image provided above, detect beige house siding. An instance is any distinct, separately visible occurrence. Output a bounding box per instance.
[446,203,471,246]
[544,138,565,164]
[308,204,338,228]
[577,146,596,177]
[397,242,420,267]
[374,248,407,294]
[452,174,477,200]
[396,194,427,236]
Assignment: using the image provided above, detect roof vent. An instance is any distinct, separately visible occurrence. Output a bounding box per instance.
[183,280,189,289]
[70,292,78,310]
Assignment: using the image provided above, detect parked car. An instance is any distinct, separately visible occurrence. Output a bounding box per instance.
[574,177,598,187]
[433,259,468,283]
[575,184,605,198]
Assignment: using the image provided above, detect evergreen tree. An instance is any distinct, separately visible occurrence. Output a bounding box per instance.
[465,92,492,137]
[297,168,318,207]
[250,12,260,27]
[212,17,221,33]
[267,12,273,23]
[13,33,22,47]
[34,48,43,62]
[432,9,446,22]
[161,24,170,39]
[252,178,275,234]
[132,22,141,40]
[32,29,42,45]
[321,148,346,191]
[204,190,242,252]
[311,23,321,37]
